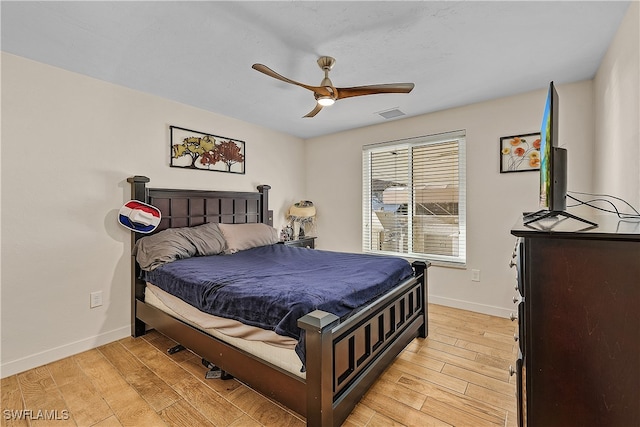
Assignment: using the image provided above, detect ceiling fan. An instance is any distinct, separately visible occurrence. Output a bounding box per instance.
[252,56,415,118]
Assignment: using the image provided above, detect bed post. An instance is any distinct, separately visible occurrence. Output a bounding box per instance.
[257,184,272,225]
[298,310,340,427]
[412,260,429,338]
[127,175,150,337]
[128,175,150,203]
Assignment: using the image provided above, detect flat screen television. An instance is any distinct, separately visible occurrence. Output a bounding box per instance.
[524,82,596,227]
[538,81,571,212]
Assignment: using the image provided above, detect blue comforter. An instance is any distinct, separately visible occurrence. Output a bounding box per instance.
[143,244,413,365]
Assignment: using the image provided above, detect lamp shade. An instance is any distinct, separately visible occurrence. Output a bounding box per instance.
[289,200,316,218]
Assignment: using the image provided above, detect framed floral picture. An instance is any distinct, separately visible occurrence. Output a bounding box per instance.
[500,132,541,173]
[170,125,245,174]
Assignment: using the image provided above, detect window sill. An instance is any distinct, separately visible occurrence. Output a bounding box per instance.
[362,250,466,269]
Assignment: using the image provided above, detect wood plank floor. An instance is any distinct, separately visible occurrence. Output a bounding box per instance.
[1,304,518,427]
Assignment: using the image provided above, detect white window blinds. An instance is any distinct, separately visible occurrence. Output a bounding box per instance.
[362,131,466,265]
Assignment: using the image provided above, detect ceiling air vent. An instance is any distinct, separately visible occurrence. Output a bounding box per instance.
[377,108,406,119]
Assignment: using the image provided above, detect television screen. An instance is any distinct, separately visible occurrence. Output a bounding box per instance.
[539,82,559,209]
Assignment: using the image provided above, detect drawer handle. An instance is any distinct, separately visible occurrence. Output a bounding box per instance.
[513,296,519,304]
[509,365,516,376]
[509,313,517,322]
[509,260,516,268]
[513,334,519,342]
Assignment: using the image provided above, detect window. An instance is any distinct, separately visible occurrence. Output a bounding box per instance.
[362,131,466,266]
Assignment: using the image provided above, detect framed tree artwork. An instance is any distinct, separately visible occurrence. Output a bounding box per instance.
[170,126,245,174]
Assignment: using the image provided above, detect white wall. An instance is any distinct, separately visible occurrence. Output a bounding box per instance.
[0,53,306,377]
[305,80,596,317]
[594,1,640,208]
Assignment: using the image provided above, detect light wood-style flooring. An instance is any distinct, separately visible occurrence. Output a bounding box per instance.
[1,304,518,426]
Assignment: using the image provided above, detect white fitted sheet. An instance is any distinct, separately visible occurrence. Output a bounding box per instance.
[144,283,305,378]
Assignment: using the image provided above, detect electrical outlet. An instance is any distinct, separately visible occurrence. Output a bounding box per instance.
[471,269,481,282]
[90,291,103,308]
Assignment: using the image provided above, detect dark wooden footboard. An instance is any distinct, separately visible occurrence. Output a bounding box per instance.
[299,260,428,427]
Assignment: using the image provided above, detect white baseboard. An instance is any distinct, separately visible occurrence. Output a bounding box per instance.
[1,326,130,378]
[429,295,513,318]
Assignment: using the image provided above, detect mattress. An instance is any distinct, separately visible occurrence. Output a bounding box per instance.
[144,283,305,378]
[142,244,414,365]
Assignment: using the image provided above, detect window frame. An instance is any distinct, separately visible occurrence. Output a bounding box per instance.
[362,130,467,266]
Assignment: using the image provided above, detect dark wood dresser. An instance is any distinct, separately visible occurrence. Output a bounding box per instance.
[510,214,640,427]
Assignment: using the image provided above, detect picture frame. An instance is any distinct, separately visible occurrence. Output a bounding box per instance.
[500,132,541,173]
[170,125,245,174]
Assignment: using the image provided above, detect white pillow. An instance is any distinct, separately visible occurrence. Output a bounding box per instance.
[218,223,279,254]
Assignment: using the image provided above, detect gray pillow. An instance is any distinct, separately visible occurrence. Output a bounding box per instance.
[180,222,227,257]
[218,223,279,254]
[133,222,226,271]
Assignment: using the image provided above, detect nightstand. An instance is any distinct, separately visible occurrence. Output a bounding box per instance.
[280,236,316,249]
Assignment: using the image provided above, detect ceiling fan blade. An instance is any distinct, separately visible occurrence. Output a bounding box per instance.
[252,64,330,96]
[336,83,415,100]
[303,103,323,118]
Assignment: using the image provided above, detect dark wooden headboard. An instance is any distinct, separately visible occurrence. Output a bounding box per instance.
[128,175,272,233]
[126,175,272,335]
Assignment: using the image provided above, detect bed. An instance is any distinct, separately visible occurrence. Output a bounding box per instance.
[127,175,429,427]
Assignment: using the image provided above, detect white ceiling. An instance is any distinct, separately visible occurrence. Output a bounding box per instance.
[1,1,630,139]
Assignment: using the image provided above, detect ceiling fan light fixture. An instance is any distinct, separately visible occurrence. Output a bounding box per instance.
[317,96,335,106]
